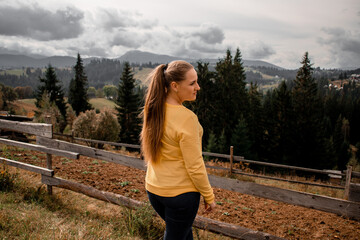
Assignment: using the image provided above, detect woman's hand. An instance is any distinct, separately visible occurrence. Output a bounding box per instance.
[204,200,216,213]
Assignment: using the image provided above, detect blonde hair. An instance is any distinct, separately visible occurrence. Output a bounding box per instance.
[140,60,194,164]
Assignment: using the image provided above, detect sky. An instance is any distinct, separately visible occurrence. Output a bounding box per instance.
[0,0,359,69]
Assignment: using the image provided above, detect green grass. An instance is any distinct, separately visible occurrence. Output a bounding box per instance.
[89,98,117,111]
[17,99,36,105]
[0,166,231,240]
[14,98,117,113]
[0,69,26,76]
[133,67,153,85]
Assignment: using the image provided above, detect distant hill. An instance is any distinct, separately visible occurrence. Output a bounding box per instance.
[0,54,97,68]
[118,50,284,69]
[0,50,284,69]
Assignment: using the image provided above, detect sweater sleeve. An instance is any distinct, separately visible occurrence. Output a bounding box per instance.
[179,114,215,204]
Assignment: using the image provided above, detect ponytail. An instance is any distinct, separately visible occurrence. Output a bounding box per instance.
[140,64,168,164]
[140,61,193,164]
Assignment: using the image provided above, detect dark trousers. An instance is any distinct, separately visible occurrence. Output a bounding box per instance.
[147,191,200,240]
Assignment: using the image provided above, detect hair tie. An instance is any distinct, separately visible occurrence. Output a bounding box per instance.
[163,64,168,71]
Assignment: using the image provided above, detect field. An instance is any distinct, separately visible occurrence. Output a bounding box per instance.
[2,99,360,239]
[1,144,360,239]
[8,98,117,117]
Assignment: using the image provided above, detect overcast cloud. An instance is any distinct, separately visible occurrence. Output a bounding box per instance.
[0,4,84,41]
[0,0,359,69]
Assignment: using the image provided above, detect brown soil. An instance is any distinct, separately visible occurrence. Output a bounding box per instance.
[1,145,359,240]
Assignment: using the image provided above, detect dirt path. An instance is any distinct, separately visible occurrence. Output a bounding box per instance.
[1,146,360,239]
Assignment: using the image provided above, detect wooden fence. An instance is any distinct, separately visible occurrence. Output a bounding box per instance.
[54,132,357,193]
[0,119,287,240]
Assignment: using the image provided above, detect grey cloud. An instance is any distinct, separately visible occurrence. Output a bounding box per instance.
[248,42,276,59]
[320,27,360,54]
[319,27,360,68]
[0,5,84,41]
[321,27,346,36]
[111,31,146,48]
[99,9,157,31]
[68,44,107,57]
[192,24,225,44]
[188,41,225,54]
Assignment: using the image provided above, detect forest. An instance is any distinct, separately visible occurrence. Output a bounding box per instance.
[1,49,360,172]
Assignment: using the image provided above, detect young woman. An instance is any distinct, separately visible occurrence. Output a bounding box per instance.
[141,60,216,240]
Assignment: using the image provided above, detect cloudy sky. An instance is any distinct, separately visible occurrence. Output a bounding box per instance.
[0,0,359,69]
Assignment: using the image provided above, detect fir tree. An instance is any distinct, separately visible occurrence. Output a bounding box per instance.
[272,81,295,164]
[247,83,265,160]
[230,116,252,159]
[214,48,248,146]
[191,62,216,145]
[35,64,67,131]
[68,53,92,115]
[292,52,333,169]
[116,62,141,144]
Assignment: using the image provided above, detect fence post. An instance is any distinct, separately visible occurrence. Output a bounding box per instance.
[230,146,234,175]
[44,115,53,195]
[344,166,352,200]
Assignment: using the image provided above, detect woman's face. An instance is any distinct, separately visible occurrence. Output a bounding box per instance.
[176,68,200,103]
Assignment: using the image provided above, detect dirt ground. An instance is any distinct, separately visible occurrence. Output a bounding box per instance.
[1,145,360,240]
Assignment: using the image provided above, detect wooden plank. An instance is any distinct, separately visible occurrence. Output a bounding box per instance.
[193,216,286,240]
[232,169,345,190]
[41,175,285,240]
[230,146,234,175]
[37,136,360,219]
[0,157,54,176]
[352,171,360,178]
[344,166,353,200]
[0,119,52,138]
[206,165,344,190]
[0,138,79,159]
[53,133,141,149]
[208,174,360,220]
[37,136,145,170]
[233,156,345,176]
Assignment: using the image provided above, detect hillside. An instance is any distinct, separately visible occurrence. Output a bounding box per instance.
[0,50,283,69]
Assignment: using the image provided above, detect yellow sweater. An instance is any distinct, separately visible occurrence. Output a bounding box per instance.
[145,103,215,204]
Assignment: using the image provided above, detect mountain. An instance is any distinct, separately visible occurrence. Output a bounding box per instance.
[118,50,284,69]
[0,50,284,69]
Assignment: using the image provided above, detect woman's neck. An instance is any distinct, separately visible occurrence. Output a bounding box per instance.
[166,93,182,105]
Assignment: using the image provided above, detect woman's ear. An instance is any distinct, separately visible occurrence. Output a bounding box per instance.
[170,81,179,93]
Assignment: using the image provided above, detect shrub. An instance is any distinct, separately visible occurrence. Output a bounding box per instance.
[72,109,120,147]
[33,92,66,133]
[72,110,97,140]
[124,204,164,239]
[95,110,120,142]
[0,164,17,192]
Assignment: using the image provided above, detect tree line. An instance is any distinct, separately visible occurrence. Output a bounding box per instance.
[189,50,360,171]
[1,49,360,171]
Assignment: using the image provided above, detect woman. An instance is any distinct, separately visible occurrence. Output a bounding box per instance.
[140,60,216,240]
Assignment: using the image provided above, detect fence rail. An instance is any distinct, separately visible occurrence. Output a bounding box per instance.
[1,121,360,223]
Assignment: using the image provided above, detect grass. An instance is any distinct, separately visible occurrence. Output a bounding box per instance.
[0,161,231,240]
[133,67,153,85]
[0,167,162,240]
[89,98,117,111]
[0,69,26,76]
[17,98,36,105]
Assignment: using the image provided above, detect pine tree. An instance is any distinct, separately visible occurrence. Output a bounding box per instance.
[272,81,295,164]
[116,62,141,144]
[230,116,252,159]
[68,53,92,115]
[191,62,216,145]
[247,83,265,160]
[292,52,333,169]
[214,48,248,146]
[35,64,67,131]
